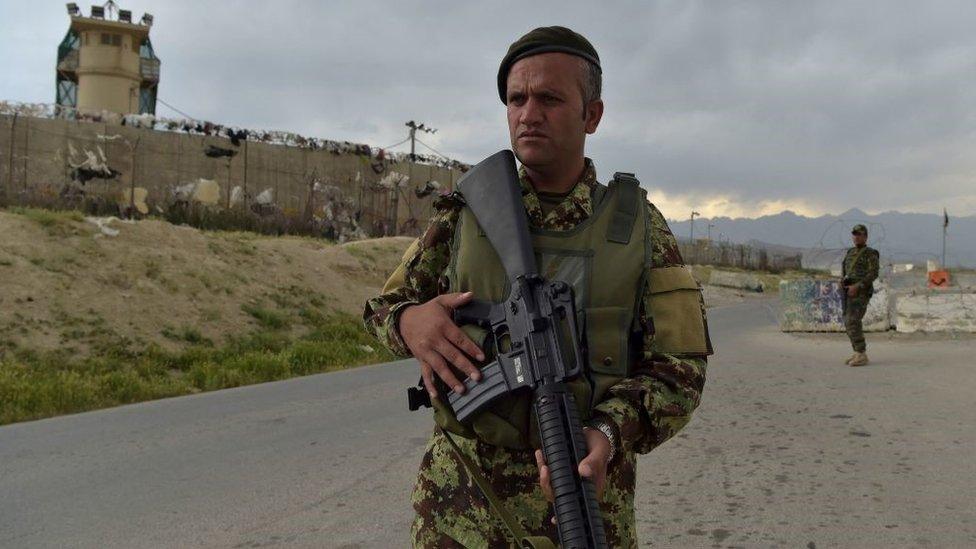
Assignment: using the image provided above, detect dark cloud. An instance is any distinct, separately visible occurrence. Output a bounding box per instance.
[3,0,975,215]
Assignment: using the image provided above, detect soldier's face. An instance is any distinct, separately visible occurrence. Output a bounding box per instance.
[852,232,867,246]
[505,53,603,169]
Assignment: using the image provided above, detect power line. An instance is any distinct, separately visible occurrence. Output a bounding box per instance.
[379,136,411,151]
[156,97,197,120]
[414,137,450,160]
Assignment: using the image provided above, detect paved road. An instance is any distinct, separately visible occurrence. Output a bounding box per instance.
[2,299,974,548]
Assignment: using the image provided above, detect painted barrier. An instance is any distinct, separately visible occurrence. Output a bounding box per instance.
[893,290,976,333]
[779,279,889,332]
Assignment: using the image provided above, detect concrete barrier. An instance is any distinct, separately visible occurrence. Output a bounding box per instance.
[887,270,976,291]
[893,289,976,333]
[709,270,765,292]
[779,279,889,332]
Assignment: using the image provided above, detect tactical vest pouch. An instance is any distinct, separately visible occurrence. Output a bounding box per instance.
[647,266,710,355]
[585,306,631,377]
[436,324,538,449]
[431,395,476,438]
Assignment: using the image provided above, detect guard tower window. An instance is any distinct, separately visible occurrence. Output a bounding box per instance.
[100,33,122,46]
[139,40,156,59]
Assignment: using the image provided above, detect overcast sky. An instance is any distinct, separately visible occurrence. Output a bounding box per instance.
[3,0,975,219]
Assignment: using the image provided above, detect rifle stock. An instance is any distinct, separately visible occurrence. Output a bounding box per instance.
[456,150,537,281]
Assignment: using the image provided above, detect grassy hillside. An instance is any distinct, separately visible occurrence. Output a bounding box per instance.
[0,207,798,425]
[0,207,412,424]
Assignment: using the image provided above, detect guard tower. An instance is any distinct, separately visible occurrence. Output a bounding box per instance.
[56,2,160,115]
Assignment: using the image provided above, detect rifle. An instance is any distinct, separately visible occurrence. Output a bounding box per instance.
[407,150,607,548]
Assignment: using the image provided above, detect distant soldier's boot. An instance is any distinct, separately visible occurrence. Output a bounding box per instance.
[849,352,869,367]
[844,354,857,365]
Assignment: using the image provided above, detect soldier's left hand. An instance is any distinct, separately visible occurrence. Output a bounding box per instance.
[535,427,611,505]
[846,285,858,297]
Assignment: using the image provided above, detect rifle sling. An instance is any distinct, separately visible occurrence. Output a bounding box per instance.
[606,172,640,244]
[439,428,556,549]
[844,246,868,282]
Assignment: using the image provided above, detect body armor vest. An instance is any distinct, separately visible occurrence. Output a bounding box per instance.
[435,174,648,449]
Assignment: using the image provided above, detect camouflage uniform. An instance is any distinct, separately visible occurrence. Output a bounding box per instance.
[841,244,880,353]
[364,160,710,548]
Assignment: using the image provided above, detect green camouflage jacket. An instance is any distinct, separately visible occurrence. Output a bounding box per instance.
[842,245,880,295]
[363,159,709,455]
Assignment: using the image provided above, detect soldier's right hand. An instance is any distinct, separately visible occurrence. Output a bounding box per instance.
[399,291,485,398]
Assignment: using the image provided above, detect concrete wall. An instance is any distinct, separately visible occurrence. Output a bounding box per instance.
[708,269,766,292]
[0,113,464,238]
[680,240,802,272]
[893,289,976,333]
[886,270,976,291]
[779,279,890,332]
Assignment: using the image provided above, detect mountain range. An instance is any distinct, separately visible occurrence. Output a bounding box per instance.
[668,208,975,268]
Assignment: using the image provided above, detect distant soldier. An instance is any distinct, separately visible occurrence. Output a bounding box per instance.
[841,224,880,366]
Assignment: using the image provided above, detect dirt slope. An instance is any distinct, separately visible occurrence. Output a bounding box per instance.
[0,208,413,358]
[0,207,757,361]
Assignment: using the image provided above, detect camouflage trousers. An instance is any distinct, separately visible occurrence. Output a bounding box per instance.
[411,428,638,548]
[843,297,869,352]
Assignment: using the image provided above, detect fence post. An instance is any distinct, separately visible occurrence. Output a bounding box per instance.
[176,133,183,187]
[3,113,16,205]
[22,115,30,198]
[243,139,248,208]
[129,135,140,216]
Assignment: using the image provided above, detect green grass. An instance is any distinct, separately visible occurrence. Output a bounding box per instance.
[0,311,393,425]
[9,206,84,226]
[7,206,86,237]
[161,325,212,346]
[345,244,376,264]
[241,303,290,329]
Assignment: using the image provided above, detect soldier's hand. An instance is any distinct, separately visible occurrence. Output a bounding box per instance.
[847,285,858,297]
[535,428,611,506]
[399,291,485,398]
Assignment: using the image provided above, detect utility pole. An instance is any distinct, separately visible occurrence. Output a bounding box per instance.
[689,210,700,264]
[942,207,949,268]
[707,223,714,243]
[397,120,437,235]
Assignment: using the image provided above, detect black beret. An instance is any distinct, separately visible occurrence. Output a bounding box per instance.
[497,26,601,104]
